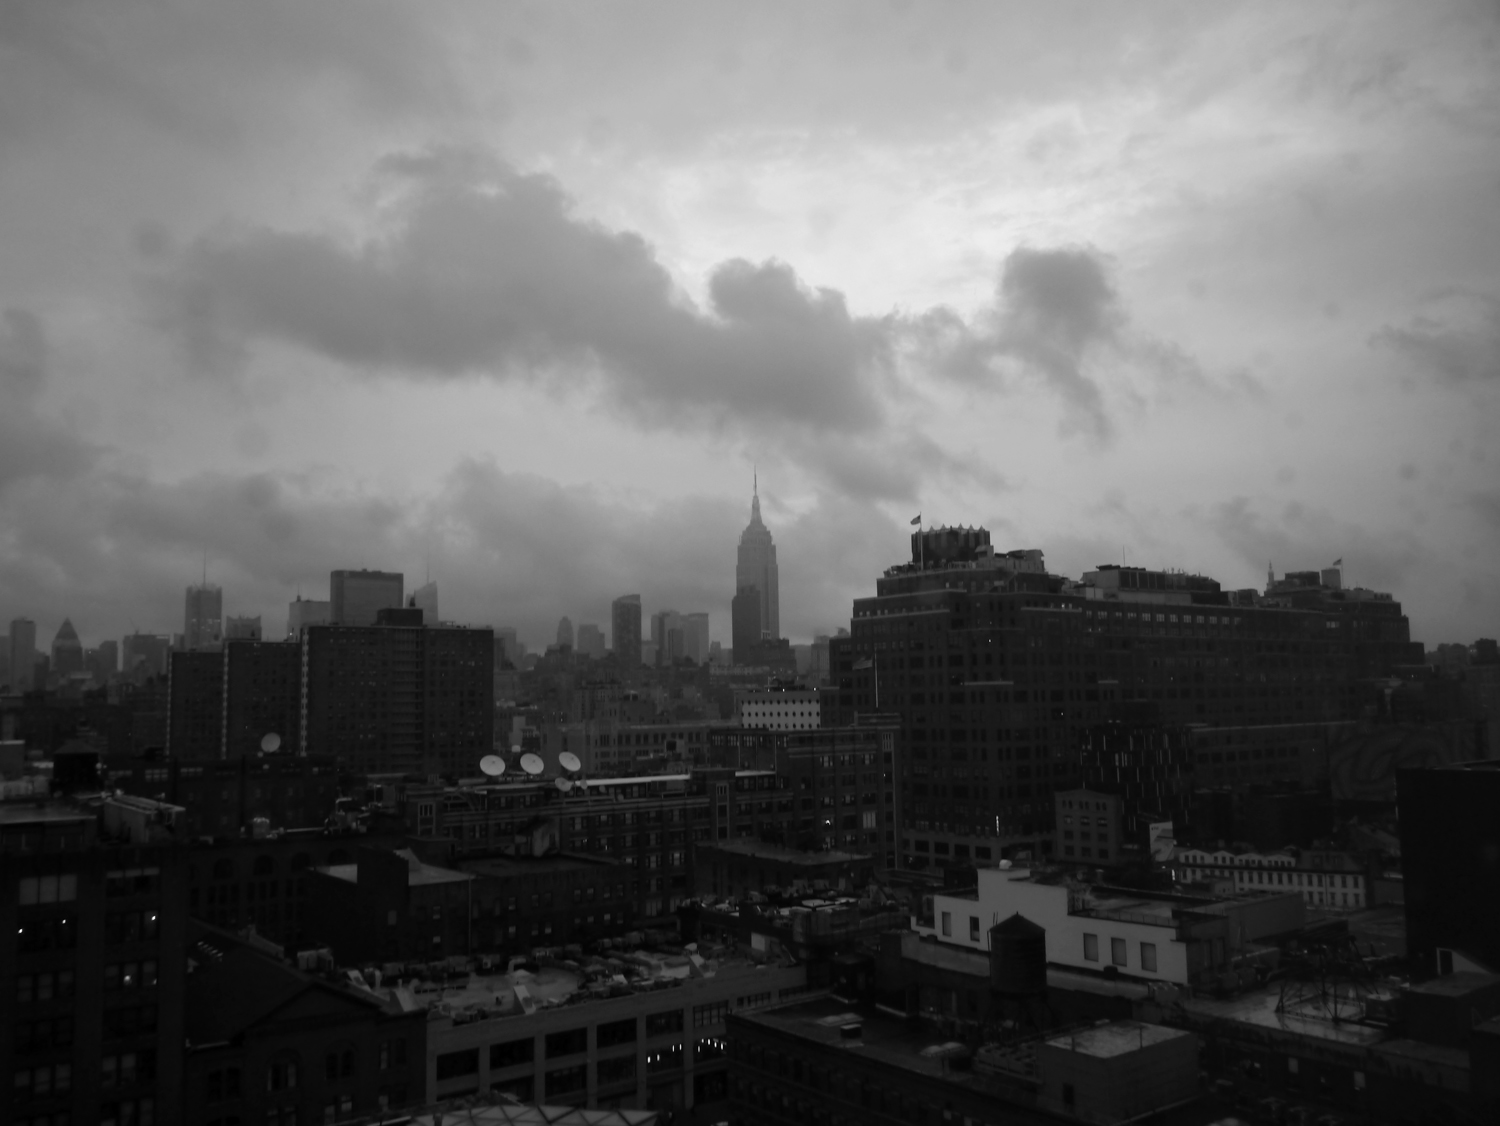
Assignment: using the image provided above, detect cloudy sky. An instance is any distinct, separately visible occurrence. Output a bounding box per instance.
[2,1,1497,654]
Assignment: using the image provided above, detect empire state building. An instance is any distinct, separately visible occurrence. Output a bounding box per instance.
[735,480,780,642]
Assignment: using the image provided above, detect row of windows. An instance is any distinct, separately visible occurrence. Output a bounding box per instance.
[16,971,75,1003]
[13,1063,72,1101]
[18,875,79,904]
[1082,933,1158,972]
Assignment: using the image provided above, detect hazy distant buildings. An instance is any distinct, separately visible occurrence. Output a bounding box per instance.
[684,611,710,665]
[50,618,84,678]
[556,616,574,649]
[224,615,262,640]
[731,586,761,665]
[651,609,684,665]
[612,594,642,673]
[575,622,605,659]
[89,638,118,683]
[495,626,520,667]
[330,569,403,626]
[8,617,37,691]
[409,579,439,624]
[184,582,223,650]
[287,596,331,637]
[735,480,780,643]
[123,631,172,681]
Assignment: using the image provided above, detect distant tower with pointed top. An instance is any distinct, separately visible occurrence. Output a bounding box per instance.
[735,474,780,642]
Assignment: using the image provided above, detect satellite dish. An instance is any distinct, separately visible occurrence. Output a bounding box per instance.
[555,777,574,793]
[260,733,282,754]
[559,751,581,773]
[479,755,506,778]
[520,754,544,776]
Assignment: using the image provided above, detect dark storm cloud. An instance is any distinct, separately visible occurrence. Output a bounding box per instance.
[166,157,889,434]
[1372,291,1500,385]
[986,246,1119,438]
[917,244,1242,440]
[161,153,1228,460]
[0,309,96,488]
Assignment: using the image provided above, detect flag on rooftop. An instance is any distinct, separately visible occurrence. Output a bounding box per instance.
[1332,557,1343,567]
[910,514,921,525]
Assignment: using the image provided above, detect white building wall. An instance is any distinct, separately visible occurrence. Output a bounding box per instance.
[1174,848,1366,910]
[912,868,1193,985]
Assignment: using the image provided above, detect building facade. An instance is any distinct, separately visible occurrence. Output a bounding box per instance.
[10,616,38,692]
[735,485,779,644]
[330,570,404,627]
[612,596,642,675]
[1397,760,1500,975]
[301,622,494,776]
[829,528,1423,871]
[738,686,820,731]
[184,583,224,651]
[1,796,189,1126]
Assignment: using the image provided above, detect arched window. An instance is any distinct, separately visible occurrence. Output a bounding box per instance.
[253,855,275,878]
[265,1052,299,1091]
[325,1044,358,1080]
[212,859,235,881]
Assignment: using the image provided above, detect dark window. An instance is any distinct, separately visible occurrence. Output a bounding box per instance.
[597,1017,637,1047]
[597,1055,637,1085]
[436,1049,479,1081]
[545,1028,588,1058]
[547,1064,587,1095]
[645,1009,684,1037]
[492,1076,533,1103]
[490,1038,535,1069]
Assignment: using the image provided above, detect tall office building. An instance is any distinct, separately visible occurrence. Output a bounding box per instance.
[1398,762,1500,976]
[1,798,189,1126]
[224,615,262,640]
[409,580,439,625]
[287,596,332,637]
[830,525,1424,870]
[735,480,780,642]
[611,595,642,673]
[650,609,683,665]
[301,621,493,775]
[122,632,173,681]
[684,612,710,665]
[90,638,119,684]
[495,626,520,667]
[329,569,403,627]
[8,617,37,692]
[732,587,762,665]
[575,622,605,659]
[50,618,84,678]
[184,583,223,650]
[556,616,575,649]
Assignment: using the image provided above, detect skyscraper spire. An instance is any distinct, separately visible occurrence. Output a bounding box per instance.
[737,477,779,643]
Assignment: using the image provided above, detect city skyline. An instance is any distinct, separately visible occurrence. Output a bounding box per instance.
[0,3,1496,658]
